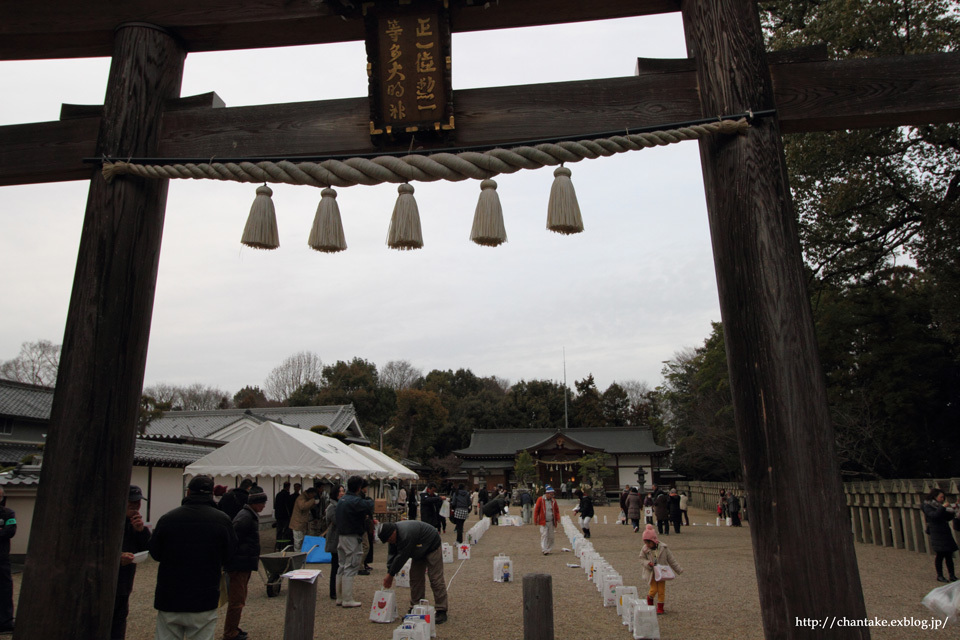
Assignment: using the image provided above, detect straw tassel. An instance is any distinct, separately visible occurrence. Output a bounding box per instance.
[387,183,424,250]
[241,184,280,249]
[470,179,507,247]
[546,165,584,235]
[308,187,348,253]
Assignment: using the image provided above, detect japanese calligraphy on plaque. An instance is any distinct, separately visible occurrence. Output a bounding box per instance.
[365,0,453,140]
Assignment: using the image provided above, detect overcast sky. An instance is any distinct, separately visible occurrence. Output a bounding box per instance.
[0,13,722,397]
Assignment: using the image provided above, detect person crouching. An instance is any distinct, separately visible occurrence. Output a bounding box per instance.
[640,524,683,615]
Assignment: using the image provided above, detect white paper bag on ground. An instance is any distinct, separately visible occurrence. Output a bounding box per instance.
[616,586,639,615]
[726,516,732,526]
[441,543,454,564]
[369,589,399,624]
[921,580,960,624]
[457,543,471,560]
[632,604,661,639]
[394,619,430,640]
[716,517,723,526]
[395,559,412,588]
[603,574,623,607]
[493,553,513,582]
[411,599,437,638]
[621,595,639,627]
[598,569,616,593]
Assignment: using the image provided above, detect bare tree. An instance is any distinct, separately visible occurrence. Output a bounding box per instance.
[0,339,61,386]
[379,359,423,391]
[615,379,652,406]
[143,382,230,411]
[264,350,324,401]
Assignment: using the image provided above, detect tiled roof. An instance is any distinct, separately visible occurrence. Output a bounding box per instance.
[143,405,360,439]
[0,466,41,487]
[453,427,671,457]
[0,443,43,466]
[133,439,219,467]
[0,380,54,421]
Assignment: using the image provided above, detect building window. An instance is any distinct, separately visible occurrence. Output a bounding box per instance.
[0,418,11,436]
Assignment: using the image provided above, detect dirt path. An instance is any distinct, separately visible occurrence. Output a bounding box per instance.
[12,504,951,638]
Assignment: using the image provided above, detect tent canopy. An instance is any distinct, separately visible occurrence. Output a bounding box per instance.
[349,444,419,481]
[183,421,390,480]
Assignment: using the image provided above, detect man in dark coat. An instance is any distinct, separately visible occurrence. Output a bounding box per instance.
[224,490,267,640]
[0,487,16,633]
[668,488,684,533]
[150,475,238,640]
[654,491,670,536]
[111,485,151,639]
[379,521,448,624]
[219,479,254,521]
[273,482,293,547]
[419,483,445,531]
[482,492,507,525]
[619,485,630,525]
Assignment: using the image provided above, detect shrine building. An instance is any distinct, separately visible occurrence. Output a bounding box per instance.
[453,427,672,495]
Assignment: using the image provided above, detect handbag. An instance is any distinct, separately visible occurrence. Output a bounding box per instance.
[653,564,676,581]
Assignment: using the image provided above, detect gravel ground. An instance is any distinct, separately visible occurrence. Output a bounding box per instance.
[10,504,953,638]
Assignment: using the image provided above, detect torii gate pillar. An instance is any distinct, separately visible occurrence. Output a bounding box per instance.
[15,24,185,639]
[682,2,868,637]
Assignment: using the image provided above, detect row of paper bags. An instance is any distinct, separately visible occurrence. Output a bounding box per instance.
[370,592,437,639]
[561,516,661,640]
[466,515,491,545]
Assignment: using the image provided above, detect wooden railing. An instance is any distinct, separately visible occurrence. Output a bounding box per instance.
[675,478,960,555]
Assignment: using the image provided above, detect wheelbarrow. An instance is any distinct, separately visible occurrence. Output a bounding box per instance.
[258,547,307,597]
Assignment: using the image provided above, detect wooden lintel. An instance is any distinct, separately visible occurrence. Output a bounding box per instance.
[59,92,225,121]
[2,52,957,187]
[0,0,680,61]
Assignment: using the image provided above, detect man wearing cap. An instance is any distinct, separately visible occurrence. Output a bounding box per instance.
[150,475,238,640]
[379,521,448,625]
[111,485,151,639]
[223,489,267,640]
[533,486,561,555]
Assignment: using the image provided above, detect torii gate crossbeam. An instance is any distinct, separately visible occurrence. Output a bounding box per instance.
[3,1,959,638]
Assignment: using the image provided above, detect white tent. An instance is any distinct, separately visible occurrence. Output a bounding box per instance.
[349,444,419,481]
[183,421,390,480]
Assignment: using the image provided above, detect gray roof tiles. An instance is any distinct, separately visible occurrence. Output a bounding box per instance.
[143,405,360,439]
[454,427,671,457]
[0,380,54,421]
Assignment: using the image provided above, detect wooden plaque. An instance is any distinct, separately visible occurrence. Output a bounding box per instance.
[365,0,454,139]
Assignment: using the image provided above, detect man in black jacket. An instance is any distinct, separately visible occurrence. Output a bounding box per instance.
[335,475,374,608]
[224,490,267,640]
[0,487,15,633]
[419,483,445,531]
[379,521,448,624]
[150,475,237,640]
[111,485,151,639]
[273,482,292,548]
[219,479,254,521]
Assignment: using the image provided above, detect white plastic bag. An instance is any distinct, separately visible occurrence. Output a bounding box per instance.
[632,603,661,639]
[395,559,412,588]
[493,553,513,582]
[439,500,450,518]
[922,580,960,624]
[369,589,399,624]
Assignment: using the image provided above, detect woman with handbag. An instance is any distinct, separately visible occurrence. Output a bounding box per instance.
[922,488,959,583]
[639,524,683,615]
[449,483,472,543]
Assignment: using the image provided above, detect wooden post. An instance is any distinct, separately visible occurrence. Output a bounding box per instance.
[523,573,554,640]
[282,579,318,640]
[14,24,184,639]
[679,1,869,637]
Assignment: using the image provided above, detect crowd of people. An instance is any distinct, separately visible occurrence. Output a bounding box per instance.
[95,474,959,638]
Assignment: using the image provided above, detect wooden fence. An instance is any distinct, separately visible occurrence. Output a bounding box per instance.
[675,478,960,556]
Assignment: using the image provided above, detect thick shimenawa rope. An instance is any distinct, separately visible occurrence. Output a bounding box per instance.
[101,119,748,188]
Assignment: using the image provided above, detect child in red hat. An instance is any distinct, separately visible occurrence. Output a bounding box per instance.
[640,524,683,614]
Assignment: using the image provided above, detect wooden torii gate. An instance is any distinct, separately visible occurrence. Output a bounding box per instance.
[2,1,959,638]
